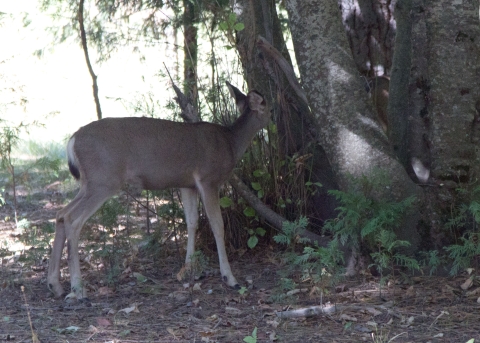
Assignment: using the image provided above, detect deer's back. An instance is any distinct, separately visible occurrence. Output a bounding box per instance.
[72,117,236,190]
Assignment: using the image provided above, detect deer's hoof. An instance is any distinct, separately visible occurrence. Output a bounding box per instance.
[48,282,65,299]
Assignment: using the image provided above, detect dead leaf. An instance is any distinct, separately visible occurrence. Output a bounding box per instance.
[169,291,189,302]
[266,319,280,328]
[132,272,147,283]
[88,325,99,334]
[339,313,357,322]
[206,314,219,322]
[177,266,187,281]
[167,327,178,339]
[97,286,114,296]
[461,277,473,290]
[96,317,112,327]
[225,306,242,316]
[365,307,382,317]
[118,303,140,314]
[404,285,416,297]
[193,282,202,291]
[199,331,215,337]
[466,287,480,297]
[286,289,300,296]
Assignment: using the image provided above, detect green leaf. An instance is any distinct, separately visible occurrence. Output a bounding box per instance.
[247,235,258,249]
[228,12,237,24]
[256,227,266,236]
[251,182,262,191]
[253,169,264,177]
[243,207,256,217]
[218,21,228,30]
[220,196,233,208]
[234,22,245,31]
[257,190,264,198]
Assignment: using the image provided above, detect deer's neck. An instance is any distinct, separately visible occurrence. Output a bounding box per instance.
[229,112,262,162]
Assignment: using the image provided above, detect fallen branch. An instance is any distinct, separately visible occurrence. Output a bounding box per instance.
[276,304,397,319]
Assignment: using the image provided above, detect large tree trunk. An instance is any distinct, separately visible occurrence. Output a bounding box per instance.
[285,0,421,246]
[234,0,338,228]
[422,0,480,245]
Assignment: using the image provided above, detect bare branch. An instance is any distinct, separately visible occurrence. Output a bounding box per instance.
[78,0,102,120]
[257,35,309,106]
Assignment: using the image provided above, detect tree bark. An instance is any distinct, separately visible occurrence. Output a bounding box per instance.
[285,0,421,246]
[78,0,102,120]
[183,0,198,109]
[423,0,480,244]
[235,0,339,228]
[387,0,412,168]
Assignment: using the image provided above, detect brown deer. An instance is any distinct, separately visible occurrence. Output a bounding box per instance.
[367,76,390,133]
[47,83,268,299]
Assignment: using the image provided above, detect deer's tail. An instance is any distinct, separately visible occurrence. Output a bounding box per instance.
[67,136,81,180]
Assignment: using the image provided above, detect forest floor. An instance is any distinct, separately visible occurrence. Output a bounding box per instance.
[1,186,480,343]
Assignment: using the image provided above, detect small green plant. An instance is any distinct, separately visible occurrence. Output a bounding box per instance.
[247,227,266,249]
[420,250,444,276]
[369,229,420,286]
[444,185,480,275]
[87,197,127,286]
[238,286,248,295]
[243,327,257,343]
[444,232,480,276]
[186,250,209,282]
[0,126,21,224]
[323,170,418,284]
[273,217,345,296]
[274,216,309,247]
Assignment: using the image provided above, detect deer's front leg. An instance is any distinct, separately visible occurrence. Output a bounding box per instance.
[181,187,199,266]
[197,184,240,289]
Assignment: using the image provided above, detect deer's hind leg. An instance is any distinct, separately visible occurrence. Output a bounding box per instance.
[48,188,86,298]
[48,183,119,299]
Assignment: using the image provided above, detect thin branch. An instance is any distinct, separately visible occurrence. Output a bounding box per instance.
[257,35,309,106]
[78,0,102,120]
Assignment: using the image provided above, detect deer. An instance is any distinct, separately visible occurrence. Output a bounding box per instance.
[367,75,390,133]
[47,83,268,300]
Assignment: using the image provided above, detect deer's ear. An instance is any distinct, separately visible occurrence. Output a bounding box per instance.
[226,81,246,113]
[246,91,265,112]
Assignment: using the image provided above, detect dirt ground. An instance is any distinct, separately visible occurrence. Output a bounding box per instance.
[1,189,480,343]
